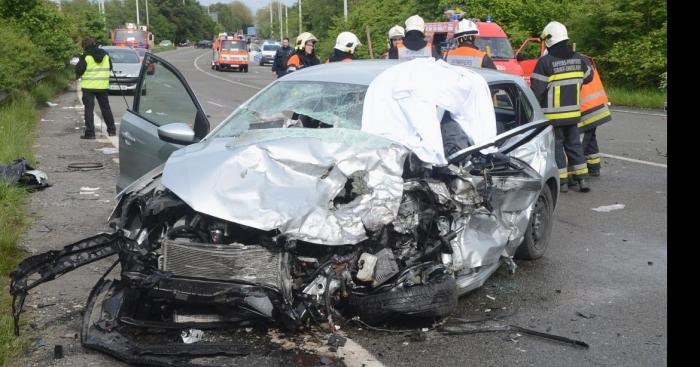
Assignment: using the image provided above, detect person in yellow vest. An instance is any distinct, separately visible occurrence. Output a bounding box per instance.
[530,22,594,193]
[75,37,116,139]
[394,15,441,60]
[444,19,496,69]
[382,25,405,59]
[327,32,361,63]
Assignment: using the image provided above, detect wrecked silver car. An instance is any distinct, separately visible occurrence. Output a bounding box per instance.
[10,57,559,365]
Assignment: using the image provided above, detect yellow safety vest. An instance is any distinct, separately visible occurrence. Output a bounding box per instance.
[80,55,110,90]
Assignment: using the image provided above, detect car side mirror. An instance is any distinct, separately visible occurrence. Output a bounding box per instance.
[516,52,525,62]
[158,123,195,145]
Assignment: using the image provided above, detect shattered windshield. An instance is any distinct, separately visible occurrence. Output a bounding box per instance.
[214,81,368,138]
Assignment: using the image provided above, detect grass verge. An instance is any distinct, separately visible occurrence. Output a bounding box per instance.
[0,69,72,366]
[151,44,177,53]
[607,85,666,110]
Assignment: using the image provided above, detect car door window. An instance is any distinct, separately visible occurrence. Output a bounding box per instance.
[135,56,199,127]
[489,83,534,135]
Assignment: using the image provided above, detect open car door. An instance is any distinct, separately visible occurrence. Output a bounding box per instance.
[117,53,210,192]
[516,38,545,86]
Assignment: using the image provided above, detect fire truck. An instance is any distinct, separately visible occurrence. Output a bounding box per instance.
[111,23,154,50]
[211,33,249,72]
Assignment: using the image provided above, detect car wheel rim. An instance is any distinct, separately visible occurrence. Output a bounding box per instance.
[529,195,548,251]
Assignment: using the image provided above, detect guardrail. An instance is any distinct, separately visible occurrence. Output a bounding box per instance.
[0,71,52,104]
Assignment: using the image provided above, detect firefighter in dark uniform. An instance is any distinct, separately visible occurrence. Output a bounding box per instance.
[390,15,442,60]
[530,21,594,192]
[327,32,361,63]
[286,32,320,74]
[444,19,497,69]
[382,25,405,59]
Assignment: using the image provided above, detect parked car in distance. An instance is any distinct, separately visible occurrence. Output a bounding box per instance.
[259,42,280,66]
[159,39,172,47]
[178,40,192,47]
[196,40,212,49]
[102,46,141,93]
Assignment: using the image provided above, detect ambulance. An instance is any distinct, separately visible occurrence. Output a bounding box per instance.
[211,33,249,72]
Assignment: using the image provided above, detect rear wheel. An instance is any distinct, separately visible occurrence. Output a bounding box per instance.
[243,66,249,73]
[515,184,554,260]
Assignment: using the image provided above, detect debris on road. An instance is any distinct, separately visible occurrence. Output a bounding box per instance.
[46,101,58,107]
[53,345,64,359]
[486,295,496,301]
[0,158,50,190]
[96,147,118,155]
[591,203,626,212]
[575,312,596,319]
[181,328,204,344]
[648,261,653,266]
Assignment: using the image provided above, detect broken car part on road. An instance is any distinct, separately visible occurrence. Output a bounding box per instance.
[10,58,559,365]
[0,158,49,190]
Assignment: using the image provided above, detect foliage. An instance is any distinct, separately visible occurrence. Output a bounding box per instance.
[607,85,666,109]
[0,23,45,91]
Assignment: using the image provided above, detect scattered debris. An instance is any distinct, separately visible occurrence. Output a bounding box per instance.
[555,289,562,294]
[181,328,204,344]
[67,162,103,171]
[46,101,58,107]
[591,204,625,212]
[0,159,50,190]
[406,331,427,342]
[96,147,118,155]
[327,334,347,352]
[575,312,596,319]
[41,118,55,122]
[486,295,496,301]
[54,345,64,359]
[61,332,78,339]
[402,341,409,346]
[648,261,653,266]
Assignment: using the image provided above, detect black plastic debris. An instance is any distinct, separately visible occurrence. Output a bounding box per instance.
[327,334,347,352]
[575,312,596,319]
[54,345,64,359]
[0,158,49,190]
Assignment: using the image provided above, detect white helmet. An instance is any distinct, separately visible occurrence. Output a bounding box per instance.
[388,25,405,40]
[454,19,479,37]
[541,21,568,48]
[334,31,362,53]
[295,32,318,50]
[405,15,425,33]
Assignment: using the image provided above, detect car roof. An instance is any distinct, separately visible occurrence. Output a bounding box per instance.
[102,46,137,52]
[281,59,527,86]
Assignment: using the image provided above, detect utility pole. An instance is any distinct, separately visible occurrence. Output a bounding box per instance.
[285,5,288,37]
[269,0,273,38]
[136,0,140,25]
[344,0,348,22]
[145,0,150,27]
[298,0,302,34]
[278,1,283,40]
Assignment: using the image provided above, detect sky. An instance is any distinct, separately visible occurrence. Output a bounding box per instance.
[198,0,297,13]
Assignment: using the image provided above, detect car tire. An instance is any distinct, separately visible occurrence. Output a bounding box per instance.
[348,274,457,324]
[514,184,554,260]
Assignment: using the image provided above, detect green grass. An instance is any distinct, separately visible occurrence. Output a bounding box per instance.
[151,44,176,53]
[607,85,666,110]
[0,69,71,366]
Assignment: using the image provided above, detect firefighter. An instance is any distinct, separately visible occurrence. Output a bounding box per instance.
[287,32,320,73]
[327,32,361,63]
[530,21,594,192]
[444,19,497,69]
[392,15,441,60]
[383,25,405,59]
[76,37,117,139]
[577,58,612,176]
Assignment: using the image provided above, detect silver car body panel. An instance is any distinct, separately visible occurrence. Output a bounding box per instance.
[162,128,409,245]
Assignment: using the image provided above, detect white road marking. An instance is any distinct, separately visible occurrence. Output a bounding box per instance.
[268,329,385,367]
[193,53,262,90]
[207,100,225,108]
[600,153,667,168]
[610,108,666,117]
[342,337,386,367]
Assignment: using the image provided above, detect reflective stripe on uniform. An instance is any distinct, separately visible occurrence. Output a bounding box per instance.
[587,157,601,164]
[530,73,548,82]
[446,55,483,67]
[581,90,606,104]
[559,169,569,179]
[397,43,432,60]
[548,71,584,82]
[545,110,581,120]
[543,105,580,113]
[572,167,589,175]
[554,86,560,108]
[578,104,611,128]
[81,76,109,80]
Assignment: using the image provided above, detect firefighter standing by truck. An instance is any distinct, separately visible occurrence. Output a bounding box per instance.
[76,37,117,139]
[382,25,405,59]
[391,15,441,60]
[327,32,362,63]
[444,19,497,69]
[530,21,593,193]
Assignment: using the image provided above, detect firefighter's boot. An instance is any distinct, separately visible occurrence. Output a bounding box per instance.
[577,178,591,192]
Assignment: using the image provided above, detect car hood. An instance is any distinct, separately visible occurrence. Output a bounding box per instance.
[112,63,141,77]
[161,128,409,245]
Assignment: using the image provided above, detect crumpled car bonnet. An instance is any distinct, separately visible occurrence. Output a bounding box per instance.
[161,128,408,245]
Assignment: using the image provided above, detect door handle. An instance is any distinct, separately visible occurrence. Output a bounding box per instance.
[121,131,136,145]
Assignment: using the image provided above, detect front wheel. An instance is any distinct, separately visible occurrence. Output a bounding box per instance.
[515,184,554,260]
[243,66,249,73]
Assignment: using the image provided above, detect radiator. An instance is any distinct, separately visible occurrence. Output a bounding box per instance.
[162,240,282,289]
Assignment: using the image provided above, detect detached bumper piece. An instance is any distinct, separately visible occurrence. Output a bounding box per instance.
[10,232,128,335]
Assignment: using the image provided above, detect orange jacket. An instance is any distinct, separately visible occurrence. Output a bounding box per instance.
[578,58,612,131]
[444,46,486,68]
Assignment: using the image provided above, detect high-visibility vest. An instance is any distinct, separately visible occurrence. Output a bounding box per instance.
[397,41,433,60]
[445,46,486,68]
[80,55,110,90]
[286,54,301,73]
[578,62,611,131]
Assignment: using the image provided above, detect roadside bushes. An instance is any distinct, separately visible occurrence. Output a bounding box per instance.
[0,23,45,91]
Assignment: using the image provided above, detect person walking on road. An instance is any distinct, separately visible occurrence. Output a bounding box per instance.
[444,19,497,69]
[272,37,294,78]
[327,32,362,63]
[76,37,116,139]
[287,32,320,73]
[391,15,442,60]
[530,21,593,193]
[382,25,405,59]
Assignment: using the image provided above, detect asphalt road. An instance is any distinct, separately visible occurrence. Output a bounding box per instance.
[27,47,667,366]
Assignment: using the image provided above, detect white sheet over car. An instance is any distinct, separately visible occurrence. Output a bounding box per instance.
[361,58,497,166]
